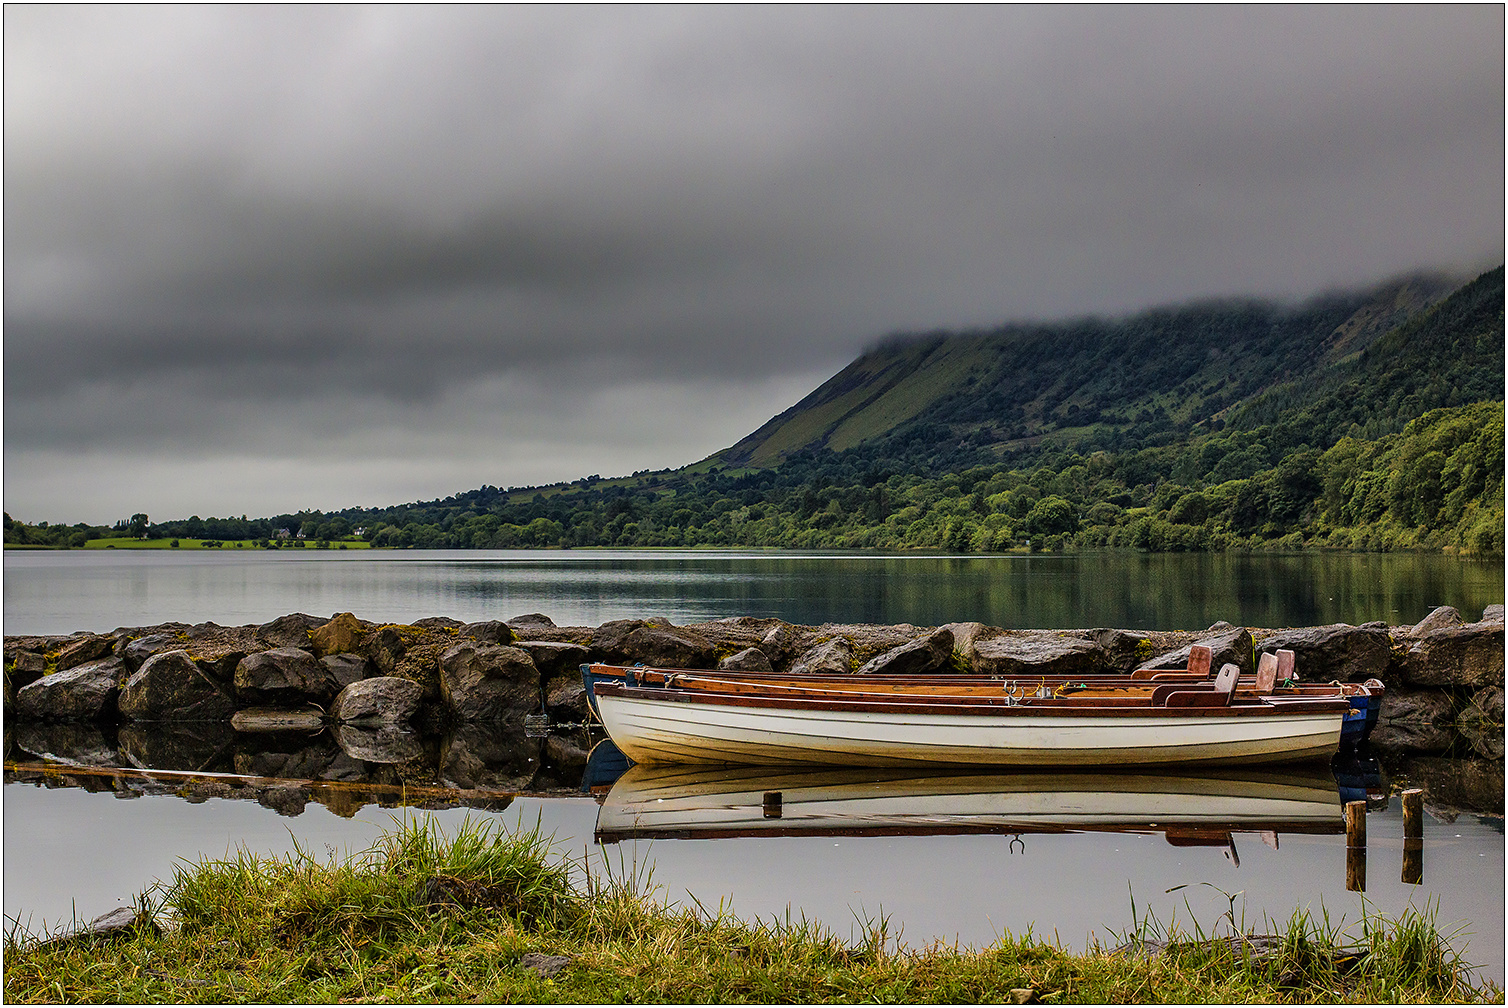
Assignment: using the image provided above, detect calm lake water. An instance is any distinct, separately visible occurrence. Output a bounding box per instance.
[4,549,1504,981]
[4,547,1504,634]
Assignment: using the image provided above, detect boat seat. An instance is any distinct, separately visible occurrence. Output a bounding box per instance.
[1157,663,1239,708]
[1254,652,1278,694]
[1277,649,1297,682]
[1213,663,1239,701]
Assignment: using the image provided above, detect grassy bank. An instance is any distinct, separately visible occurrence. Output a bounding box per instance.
[3,816,1497,1004]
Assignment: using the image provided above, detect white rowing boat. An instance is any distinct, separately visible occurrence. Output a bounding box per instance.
[591,678,1349,767]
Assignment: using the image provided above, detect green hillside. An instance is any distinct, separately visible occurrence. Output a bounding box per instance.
[716,272,1461,470]
[8,268,1503,556]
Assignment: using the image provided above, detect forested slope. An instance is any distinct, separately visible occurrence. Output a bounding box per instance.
[717,272,1459,470]
[9,268,1503,555]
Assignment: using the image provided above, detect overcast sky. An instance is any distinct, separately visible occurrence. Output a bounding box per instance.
[5,6,1503,525]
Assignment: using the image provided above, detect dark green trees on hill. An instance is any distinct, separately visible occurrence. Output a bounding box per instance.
[7,268,1503,555]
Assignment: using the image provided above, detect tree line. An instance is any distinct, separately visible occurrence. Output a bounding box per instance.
[334,399,1501,555]
[6,269,1500,556]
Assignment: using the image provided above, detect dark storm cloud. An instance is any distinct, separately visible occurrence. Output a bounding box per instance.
[4,5,1502,521]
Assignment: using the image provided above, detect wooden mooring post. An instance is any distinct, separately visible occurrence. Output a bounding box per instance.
[1402,788,1424,885]
[1345,800,1367,892]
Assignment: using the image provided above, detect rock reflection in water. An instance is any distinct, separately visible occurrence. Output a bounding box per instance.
[3,721,599,819]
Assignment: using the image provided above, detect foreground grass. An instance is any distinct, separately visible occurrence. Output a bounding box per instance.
[4,816,1498,1004]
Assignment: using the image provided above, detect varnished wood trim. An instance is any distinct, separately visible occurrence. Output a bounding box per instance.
[592,682,1351,718]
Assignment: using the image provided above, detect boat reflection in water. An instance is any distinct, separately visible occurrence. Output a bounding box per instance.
[589,744,1347,860]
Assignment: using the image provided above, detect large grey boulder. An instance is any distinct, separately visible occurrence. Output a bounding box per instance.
[460,621,518,645]
[1481,604,1505,624]
[1140,626,1254,676]
[16,658,124,721]
[938,622,989,656]
[1091,629,1158,674]
[1369,689,1458,753]
[180,623,261,670]
[544,677,591,721]
[439,642,540,723]
[366,627,412,676]
[54,634,117,672]
[516,640,590,680]
[329,676,423,726]
[971,633,1102,678]
[856,628,956,676]
[321,653,372,688]
[759,624,798,669]
[1408,606,1464,637]
[257,613,324,650]
[1254,624,1392,682]
[6,634,77,653]
[234,648,339,705]
[789,638,854,676]
[119,633,186,672]
[1402,621,1505,688]
[5,650,48,706]
[680,617,781,657]
[119,650,237,722]
[589,619,714,668]
[719,647,775,673]
[7,634,79,658]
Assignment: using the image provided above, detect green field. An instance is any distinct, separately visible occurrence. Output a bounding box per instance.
[83,538,370,550]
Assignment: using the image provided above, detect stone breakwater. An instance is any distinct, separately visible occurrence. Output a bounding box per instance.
[4,605,1503,759]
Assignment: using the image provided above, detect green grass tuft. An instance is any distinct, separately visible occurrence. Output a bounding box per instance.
[4,815,1500,1004]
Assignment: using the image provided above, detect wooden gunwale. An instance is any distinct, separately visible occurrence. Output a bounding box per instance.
[599,670,1360,708]
[592,682,1351,717]
[591,665,1365,695]
[612,665,1210,686]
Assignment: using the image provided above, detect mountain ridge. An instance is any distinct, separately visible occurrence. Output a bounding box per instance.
[712,271,1465,471]
[7,266,1502,555]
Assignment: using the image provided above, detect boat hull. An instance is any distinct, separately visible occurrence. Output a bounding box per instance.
[595,687,1345,768]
